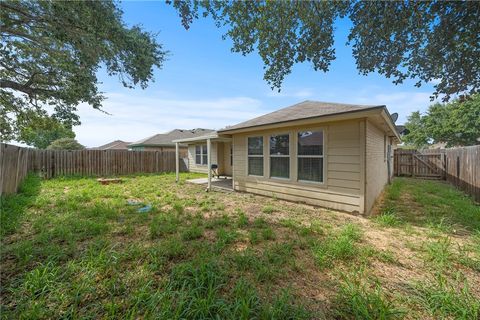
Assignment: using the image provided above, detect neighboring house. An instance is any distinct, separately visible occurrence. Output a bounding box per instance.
[174,100,400,214]
[91,140,131,150]
[128,129,215,156]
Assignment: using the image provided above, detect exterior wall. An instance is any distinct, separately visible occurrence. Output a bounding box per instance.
[131,146,187,157]
[223,142,233,176]
[187,142,219,173]
[232,119,366,213]
[365,120,390,213]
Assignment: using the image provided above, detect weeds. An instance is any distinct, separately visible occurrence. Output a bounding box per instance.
[312,223,363,268]
[412,273,479,319]
[334,271,404,319]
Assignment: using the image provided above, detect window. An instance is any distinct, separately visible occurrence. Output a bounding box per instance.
[297,130,324,182]
[230,147,233,166]
[270,134,290,178]
[195,144,208,165]
[248,136,263,176]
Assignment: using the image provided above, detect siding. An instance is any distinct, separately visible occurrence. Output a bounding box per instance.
[365,120,389,212]
[187,142,218,173]
[232,120,364,213]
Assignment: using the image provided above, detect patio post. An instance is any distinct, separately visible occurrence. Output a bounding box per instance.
[207,138,211,191]
[175,142,179,183]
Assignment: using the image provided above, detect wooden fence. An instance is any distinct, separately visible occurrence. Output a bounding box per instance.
[0,143,187,195]
[394,146,480,202]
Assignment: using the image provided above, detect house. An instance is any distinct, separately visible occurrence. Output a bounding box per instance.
[173,101,401,214]
[128,128,215,156]
[91,140,131,150]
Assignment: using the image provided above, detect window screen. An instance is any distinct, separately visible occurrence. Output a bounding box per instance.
[297,131,324,182]
[270,134,290,178]
[248,137,263,176]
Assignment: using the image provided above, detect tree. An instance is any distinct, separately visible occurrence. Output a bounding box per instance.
[402,111,430,148]
[169,1,480,100]
[47,138,85,151]
[17,116,75,149]
[403,95,480,148]
[1,1,166,141]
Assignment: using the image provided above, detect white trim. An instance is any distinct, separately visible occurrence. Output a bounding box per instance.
[269,132,291,180]
[246,135,265,177]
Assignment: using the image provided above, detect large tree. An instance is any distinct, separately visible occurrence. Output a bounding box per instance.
[169,1,480,100]
[0,0,166,141]
[403,94,480,148]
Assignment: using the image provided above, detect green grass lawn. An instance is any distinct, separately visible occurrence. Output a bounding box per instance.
[1,174,479,319]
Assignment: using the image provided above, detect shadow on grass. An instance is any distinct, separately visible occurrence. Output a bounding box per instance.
[1,174,42,237]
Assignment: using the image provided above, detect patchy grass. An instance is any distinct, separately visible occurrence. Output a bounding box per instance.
[378,178,480,232]
[1,174,478,319]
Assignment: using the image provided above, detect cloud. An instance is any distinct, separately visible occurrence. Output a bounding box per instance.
[74,93,265,147]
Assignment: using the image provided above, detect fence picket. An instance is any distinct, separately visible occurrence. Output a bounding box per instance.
[0,143,186,195]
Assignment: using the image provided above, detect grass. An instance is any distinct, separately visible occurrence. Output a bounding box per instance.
[334,271,405,319]
[378,178,480,232]
[311,223,363,268]
[1,173,478,319]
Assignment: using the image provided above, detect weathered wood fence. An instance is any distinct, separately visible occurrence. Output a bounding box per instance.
[1,143,187,195]
[394,146,480,202]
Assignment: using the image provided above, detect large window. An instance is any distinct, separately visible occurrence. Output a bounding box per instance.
[248,136,264,176]
[297,130,324,182]
[195,144,208,165]
[270,134,290,178]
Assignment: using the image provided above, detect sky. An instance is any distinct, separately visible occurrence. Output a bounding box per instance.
[73,1,439,148]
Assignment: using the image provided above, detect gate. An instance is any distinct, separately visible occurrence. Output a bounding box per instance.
[394,149,445,179]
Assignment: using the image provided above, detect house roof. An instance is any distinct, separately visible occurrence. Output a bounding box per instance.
[92,140,131,150]
[128,129,215,147]
[218,100,386,133]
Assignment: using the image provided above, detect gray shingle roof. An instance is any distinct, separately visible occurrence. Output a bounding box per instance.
[128,128,215,147]
[92,140,131,150]
[218,100,384,132]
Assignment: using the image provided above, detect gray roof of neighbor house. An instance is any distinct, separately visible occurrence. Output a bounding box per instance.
[128,129,215,147]
[218,100,386,133]
[92,140,131,150]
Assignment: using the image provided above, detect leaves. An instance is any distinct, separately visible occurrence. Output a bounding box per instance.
[1,0,166,141]
[46,138,85,150]
[169,1,480,99]
[403,94,480,148]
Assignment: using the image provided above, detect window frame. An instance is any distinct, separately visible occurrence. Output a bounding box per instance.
[247,136,264,177]
[195,144,208,166]
[269,132,291,180]
[296,128,326,185]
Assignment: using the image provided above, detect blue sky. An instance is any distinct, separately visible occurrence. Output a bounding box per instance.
[75,1,438,147]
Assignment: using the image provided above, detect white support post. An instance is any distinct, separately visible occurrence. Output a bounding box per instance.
[207,138,212,191]
[175,142,179,183]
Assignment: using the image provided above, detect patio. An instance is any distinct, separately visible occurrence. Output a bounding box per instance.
[186,177,233,191]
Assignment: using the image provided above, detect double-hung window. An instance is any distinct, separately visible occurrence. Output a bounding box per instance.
[248,137,263,176]
[270,134,290,179]
[297,130,324,183]
[195,144,208,165]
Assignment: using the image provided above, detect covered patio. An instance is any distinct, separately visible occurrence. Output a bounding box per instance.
[173,131,233,191]
[186,177,233,191]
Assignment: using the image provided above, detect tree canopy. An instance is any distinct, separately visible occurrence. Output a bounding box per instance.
[17,116,75,149]
[47,138,85,151]
[169,1,480,99]
[403,94,480,148]
[1,0,166,141]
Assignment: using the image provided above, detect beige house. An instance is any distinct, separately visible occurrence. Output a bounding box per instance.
[174,101,400,214]
[128,129,214,157]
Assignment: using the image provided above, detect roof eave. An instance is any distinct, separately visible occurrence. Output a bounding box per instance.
[218,106,386,134]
